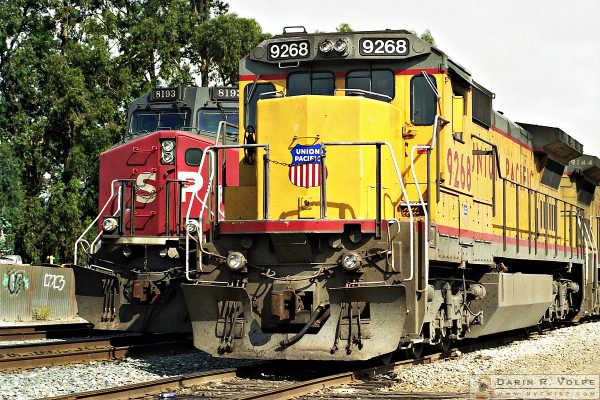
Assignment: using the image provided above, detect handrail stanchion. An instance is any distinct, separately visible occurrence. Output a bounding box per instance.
[375,143,382,239]
[119,181,126,236]
[320,144,327,219]
[263,148,270,219]
[184,141,268,282]
[409,115,448,292]
[130,181,135,235]
[322,141,414,281]
[74,179,122,265]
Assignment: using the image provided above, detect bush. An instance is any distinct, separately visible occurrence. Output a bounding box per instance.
[32,306,52,320]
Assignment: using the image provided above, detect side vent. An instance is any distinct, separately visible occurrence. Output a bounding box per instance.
[518,123,583,189]
[472,81,493,128]
[566,155,600,205]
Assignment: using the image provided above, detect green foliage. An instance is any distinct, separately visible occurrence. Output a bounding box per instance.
[0,143,25,255]
[419,29,436,46]
[410,29,436,46]
[0,0,268,263]
[194,13,271,85]
[336,23,353,33]
[32,306,52,320]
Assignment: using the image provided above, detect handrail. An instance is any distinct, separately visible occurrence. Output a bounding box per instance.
[260,91,285,98]
[184,124,269,281]
[320,141,414,280]
[74,179,122,265]
[186,120,238,222]
[184,143,270,280]
[334,88,392,101]
[578,216,599,287]
[184,120,234,280]
[410,115,448,291]
[470,134,584,212]
[591,216,600,295]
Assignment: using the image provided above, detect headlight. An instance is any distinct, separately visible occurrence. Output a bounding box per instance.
[333,39,348,53]
[161,139,175,164]
[340,251,362,271]
[162,139,175,152]
[102,217,118,233]
[226,252,246,271]
[161,151,174,164]
[319,40,333,54]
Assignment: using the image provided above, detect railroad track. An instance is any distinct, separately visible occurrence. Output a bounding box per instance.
[48,329,536,400]
[0,323,93,341]
[0,332,193,371]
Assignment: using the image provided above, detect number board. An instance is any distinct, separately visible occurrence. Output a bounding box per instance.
[267,40,311,61]
[211,87,239,101]
[359,38,410,56]
[150,87,180,102]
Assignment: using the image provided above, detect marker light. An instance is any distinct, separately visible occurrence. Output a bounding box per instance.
[122,246,133,258]
[186,220,200,234]
[333,39,348,53]
[102,218,118,233]
[340,251,362,271]
[319,40,333,54]
[226,252,247,271]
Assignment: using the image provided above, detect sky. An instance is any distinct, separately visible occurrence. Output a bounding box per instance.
[226,0,600,155]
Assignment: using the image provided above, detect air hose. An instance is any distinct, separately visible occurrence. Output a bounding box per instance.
[279,303,330,348]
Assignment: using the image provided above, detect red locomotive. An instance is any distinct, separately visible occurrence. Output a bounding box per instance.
[73,85,239,332]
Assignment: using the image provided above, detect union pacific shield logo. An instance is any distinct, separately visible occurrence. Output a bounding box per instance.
[288,144,327,188]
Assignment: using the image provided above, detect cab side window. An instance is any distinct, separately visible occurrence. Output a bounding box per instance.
[411,74,437,125]
[244,82,276,130]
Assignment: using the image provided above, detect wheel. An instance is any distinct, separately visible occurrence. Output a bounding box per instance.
[434,309,451,352]
[380,352,394,365]
[404,342,424,359]
[437,332,452,352]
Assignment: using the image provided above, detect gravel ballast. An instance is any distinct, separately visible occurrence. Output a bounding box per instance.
[384,321,600,394]
[1,322,599,399]
[0,351,247,399]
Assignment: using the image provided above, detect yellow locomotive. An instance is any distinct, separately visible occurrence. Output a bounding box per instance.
[181,28,600,361]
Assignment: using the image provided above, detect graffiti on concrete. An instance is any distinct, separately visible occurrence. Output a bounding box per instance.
[2,269,30,295]
[43,273,66,291]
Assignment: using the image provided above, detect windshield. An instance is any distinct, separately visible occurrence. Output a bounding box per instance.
[198,109,239,136]
[130,110,190,134]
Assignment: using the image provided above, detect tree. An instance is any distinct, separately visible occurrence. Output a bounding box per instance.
[336,23,353,33]
[0,142,24,255]
[0,1,268,263]
[193,13,271,85]
[411,29,436,46]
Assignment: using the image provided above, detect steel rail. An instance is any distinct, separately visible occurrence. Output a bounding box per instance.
[0,325,93,342]
[51,328,556,400]
[239,331,541,399]
[0,336,193,371]
[237,372,357,400]
[45,368,239,400]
